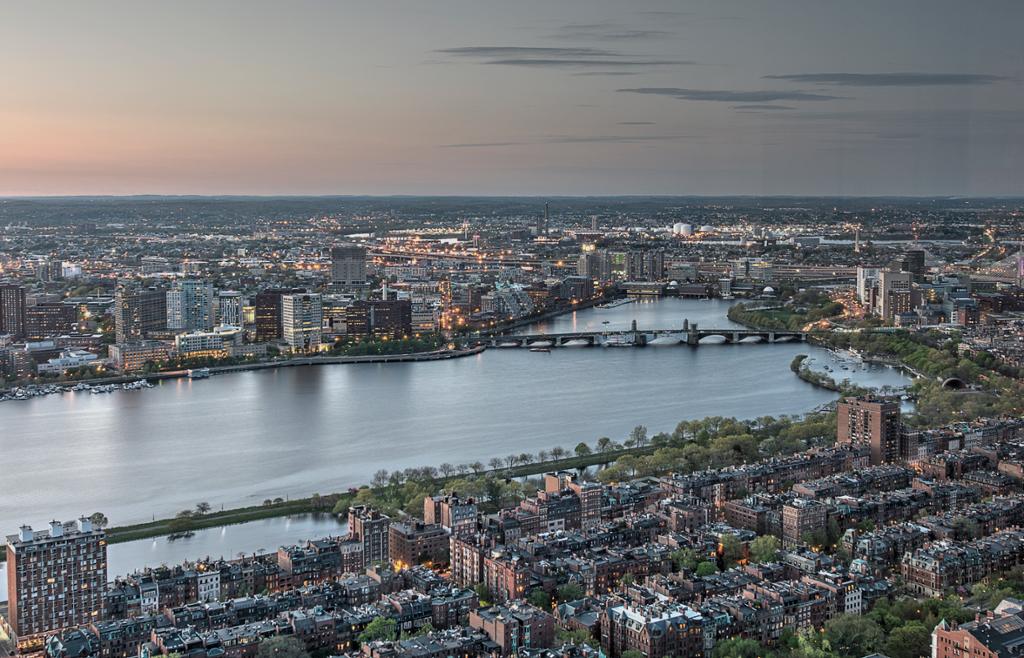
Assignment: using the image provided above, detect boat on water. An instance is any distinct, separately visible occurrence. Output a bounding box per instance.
[529,347,551,353]
[188,368,211,379]
[603,335,635,348]
[595,298,635,309]
[167,531,196,541]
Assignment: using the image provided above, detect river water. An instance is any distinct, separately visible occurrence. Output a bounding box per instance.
[0,299,909,535]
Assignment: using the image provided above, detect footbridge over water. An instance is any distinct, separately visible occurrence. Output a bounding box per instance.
[477,320,807,348]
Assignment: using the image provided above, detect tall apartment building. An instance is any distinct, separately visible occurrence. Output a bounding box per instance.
[25,303,78,340]
[424,493,478,537]
[388,521,449,569]
[216,291,245,327]
[114,286,167,344]
[877,270,913,322]
[348,506,390,567]
[626,249,665,282]
[469,602,556,656]
[253,288,303,342]
[6,519,107,651]
[0,283,27,339]
[166,280,214,332]
[601,598,704,658]
[782,498,827,547]
[545,471,602,530]
[345,299,412,340]
[330,244,368,287]
[281,293,322,351]
[856,267,880,305]
[837,397,902,465]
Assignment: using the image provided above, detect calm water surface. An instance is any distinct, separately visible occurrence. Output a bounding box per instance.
[0,299,909,534]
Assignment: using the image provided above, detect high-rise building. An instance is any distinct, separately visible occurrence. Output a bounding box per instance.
[330,244,368,287]
[856,267,880,305]
[348,505,390,567]
[902,249,926,276]
[166,280,214,332]
[254,288,303,343]
[424,493,478,537]
[345,299,412,340]
[877,270,913,322]
[782,498,827,547]
[0,283,27,339]
[5,519,107,651]
[114,286,167,344]
[626,249,665,281]
[25,303,78,340]
[216,291,245,327]
[281,292,322,351]
[837,396,902,465]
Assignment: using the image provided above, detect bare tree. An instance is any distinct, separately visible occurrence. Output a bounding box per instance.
[439,463,456,478]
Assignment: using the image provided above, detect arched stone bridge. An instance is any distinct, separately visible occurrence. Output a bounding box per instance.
[475,320,807,348]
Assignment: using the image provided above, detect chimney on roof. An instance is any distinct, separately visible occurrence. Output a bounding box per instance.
[49,520,64,537]
[18,525,33,542]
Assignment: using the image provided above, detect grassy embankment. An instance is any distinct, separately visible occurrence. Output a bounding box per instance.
[16,447,654,554]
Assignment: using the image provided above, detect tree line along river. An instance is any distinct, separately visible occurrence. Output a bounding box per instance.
[0,298,911,595]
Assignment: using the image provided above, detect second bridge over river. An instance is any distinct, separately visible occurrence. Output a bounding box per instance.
[476,320,807,348]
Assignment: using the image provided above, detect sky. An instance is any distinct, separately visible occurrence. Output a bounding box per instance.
[1,0,1022,197]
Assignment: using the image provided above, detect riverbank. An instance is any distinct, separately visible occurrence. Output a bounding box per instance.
[1,297,904,539]
[485,295,612,335]
[0,347,484,397]
[0,445,652,563]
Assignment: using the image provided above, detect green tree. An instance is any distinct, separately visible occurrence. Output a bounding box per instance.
[88,512,109,529]
[359,617,398,643]
[670,548,699,571]
[695,561,718,577]
[596,437,613,452]
[557,582,585,602]
[886,622,930,658]
[527,589,553,609]
[719,533,744,567]
[712,637,763,658]
[824,614,884,658]
[749,535,780,564]
[574,442,592,457]
[556,628,594,646]
[475,583,493,606]
[256,636,310,658]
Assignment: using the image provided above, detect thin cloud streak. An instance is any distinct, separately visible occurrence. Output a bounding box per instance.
[618,87,841,102]
[486,58,687,68]
[554,23,674,40]
[764,72,1006,86]
[732,104,797,111]
[440,134,691,148]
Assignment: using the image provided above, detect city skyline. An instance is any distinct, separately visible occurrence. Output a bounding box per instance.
[3,0,1023,197]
